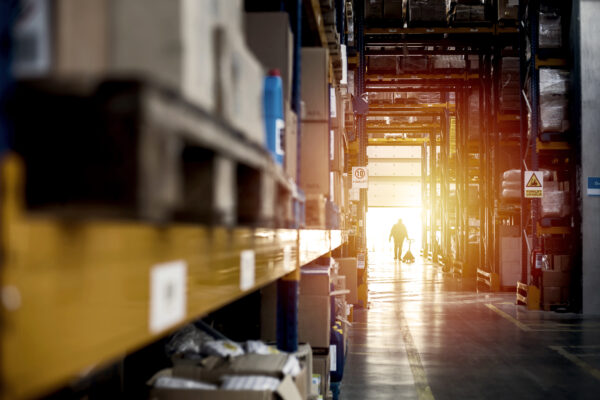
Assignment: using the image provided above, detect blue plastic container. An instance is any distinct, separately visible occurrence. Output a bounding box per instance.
[330,321,345,383]
[263,69,285,165]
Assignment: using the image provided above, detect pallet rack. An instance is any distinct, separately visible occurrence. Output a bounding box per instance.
[0,1,350,398]
[518,0,580,309]
[362,17,519,287]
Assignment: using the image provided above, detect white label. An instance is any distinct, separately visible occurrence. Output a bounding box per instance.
[330,130,335,161]
[240,250,255,291]
[276,119,285,155]
[341,45,348,85]
[330,344,337,372]
[283,245,292,269]
[330,172,335,203]
[524,171,544,198]
[330,87,337,118]
[352,167,368,189]
[357,253,365,270]
[149,260,187,333]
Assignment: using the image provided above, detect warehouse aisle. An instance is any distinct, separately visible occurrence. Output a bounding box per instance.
[340,253,600,400]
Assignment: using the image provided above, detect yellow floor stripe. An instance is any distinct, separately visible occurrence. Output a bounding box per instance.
[485,304,533,332]
[396,309,436,400]
[549,346,600,381]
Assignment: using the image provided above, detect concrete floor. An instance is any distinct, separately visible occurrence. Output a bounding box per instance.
[340,252,600,399]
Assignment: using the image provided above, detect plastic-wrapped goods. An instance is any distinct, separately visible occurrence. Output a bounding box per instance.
[541,189,570,218]
[244,340,277,355]
[403,56,429,72]
[501,188,521,201]
[540,97,569,133]
[203,340,245,358]
[502,169,552,183]
[154,376,218,390]
[453,4,486,23]
[501,57,521,112]
[433,55,466,70]
[407,0,449,25]
[539,69,570,97]
[221,375,281,391]
[165,324,213,358]
[539,8,562,48]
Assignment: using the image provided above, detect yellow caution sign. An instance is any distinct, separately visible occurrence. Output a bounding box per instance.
[524,171,544,198]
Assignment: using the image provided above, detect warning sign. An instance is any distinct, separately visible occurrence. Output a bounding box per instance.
[352,167,368,189]
[524,171,544,198]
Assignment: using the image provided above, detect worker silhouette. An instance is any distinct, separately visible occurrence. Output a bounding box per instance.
[389,218,408,260]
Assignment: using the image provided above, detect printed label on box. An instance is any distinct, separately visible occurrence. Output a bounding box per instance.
[149,260,187,333]
[240,250,256,291]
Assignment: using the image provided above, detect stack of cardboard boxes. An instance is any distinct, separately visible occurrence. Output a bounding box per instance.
[14,0,266,147]
[542,255,571,308]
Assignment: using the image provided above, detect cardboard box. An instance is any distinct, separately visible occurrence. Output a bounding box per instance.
[215,26,265,146]
[301,267,331,296]
[285,107,298,180]
[301,48,330,121]
[542,270,570,287]
[172,354,306,400]
[295,344,314,400]
[12,0,242,113]
[498,0,519,20]
[299,295,331,349]
[301,122,330,196]
[543,286,561,305]
[336,258,358,304]
[553,255,571,272]
[245,12,294,106]
[312,351,331,397]
[149,369,301,400]
[305,194,327,229]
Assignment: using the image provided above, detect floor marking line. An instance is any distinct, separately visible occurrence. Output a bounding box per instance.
[549,346,600,382]
[485,304,533,332]
[396,308,435,400]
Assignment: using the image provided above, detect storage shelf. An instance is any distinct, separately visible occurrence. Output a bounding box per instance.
[0,155,342,400]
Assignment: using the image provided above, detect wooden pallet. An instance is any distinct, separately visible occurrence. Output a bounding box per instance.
[11,78,299,228]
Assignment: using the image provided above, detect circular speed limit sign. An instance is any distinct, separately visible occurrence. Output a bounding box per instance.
[352,167,368,188]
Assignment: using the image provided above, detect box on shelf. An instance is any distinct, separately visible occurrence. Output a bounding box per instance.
[553,255,571,272]
[498,0,519,21]
[541,181,570,218]
[539,7,562,48]
[298,295,331,348]
[301,122,330,196]
[305,194,327,229]
[245,12,294,107]
[301,48,330,121]
[300,267,331,296]
[336,258,358,304]
[312,350,331,397]
[13,0,247,114]
[215,26,265,146]
[542,270,570,287]
[407,0,448,25]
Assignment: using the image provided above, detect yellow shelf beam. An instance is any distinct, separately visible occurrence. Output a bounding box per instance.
[0,156,340,400]
[536,138,571,151]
